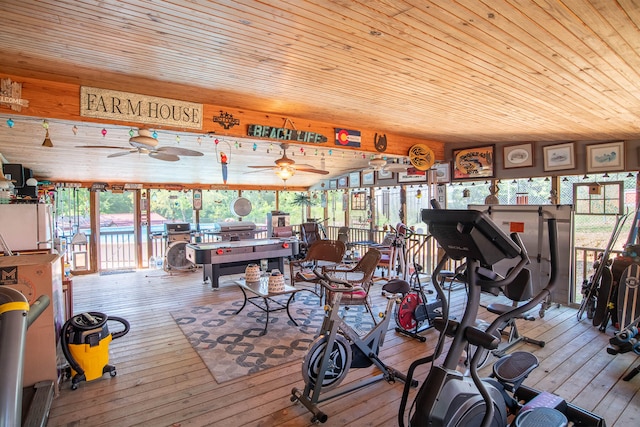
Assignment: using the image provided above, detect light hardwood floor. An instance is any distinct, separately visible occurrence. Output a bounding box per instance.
[46,268,640,426]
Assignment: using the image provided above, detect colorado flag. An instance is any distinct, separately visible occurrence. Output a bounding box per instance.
[335,128,361,147]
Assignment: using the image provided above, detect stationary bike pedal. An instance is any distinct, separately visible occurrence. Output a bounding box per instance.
[493,351,538,384]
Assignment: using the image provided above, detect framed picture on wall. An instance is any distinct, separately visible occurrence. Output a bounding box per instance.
[586,141,625,173]
[329,179,337,189]
[434,162,451,183]
[337,176,348,188]
[452,145,495,179]
[377,169,393,180]
[503,143,534,168]
[543,142,575,172]
[349,171,361,187]
[397,170,427,183]
[362,170,375,185]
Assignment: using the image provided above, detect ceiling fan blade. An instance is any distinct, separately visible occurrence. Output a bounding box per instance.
[296,167,330,175]
[149,152,180,162]
[157,147,204,156]
[385,163,411,172]
[248,165,276,169]
[107,150,137,158]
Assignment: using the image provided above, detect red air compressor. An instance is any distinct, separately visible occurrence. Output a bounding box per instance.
[61,311,130,390]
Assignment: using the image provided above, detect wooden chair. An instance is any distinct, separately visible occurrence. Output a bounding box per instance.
[323,248,382,323]
[289,240,346,292]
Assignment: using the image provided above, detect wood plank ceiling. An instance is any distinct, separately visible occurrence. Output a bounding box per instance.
[1,0,640,187]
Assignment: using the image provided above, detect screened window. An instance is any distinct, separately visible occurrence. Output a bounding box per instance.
[573,181,623,215]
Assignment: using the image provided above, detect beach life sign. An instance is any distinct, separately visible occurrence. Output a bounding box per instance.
[80,86,203,129]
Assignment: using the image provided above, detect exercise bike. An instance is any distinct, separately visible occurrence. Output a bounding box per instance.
[398,208,606,427]
[291,271,418,423]
[393,232,446,342]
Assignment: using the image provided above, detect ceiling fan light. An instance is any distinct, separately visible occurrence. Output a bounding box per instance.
[369,158,387,169]
[276,166,295,181]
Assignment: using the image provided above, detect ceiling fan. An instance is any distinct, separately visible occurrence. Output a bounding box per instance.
[248,143,329,181]
[78,129,204,162]
[365,155,412,172]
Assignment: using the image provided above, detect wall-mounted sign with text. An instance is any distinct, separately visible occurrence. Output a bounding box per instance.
[247,124,327,143]
[80,86,203,129]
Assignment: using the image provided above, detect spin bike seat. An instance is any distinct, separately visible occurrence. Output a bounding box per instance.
[382,278,410,295]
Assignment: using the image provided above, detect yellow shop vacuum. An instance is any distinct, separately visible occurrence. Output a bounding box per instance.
[61,311,130,390]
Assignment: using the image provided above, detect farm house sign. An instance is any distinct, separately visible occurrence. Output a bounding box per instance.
[80,86,203,129]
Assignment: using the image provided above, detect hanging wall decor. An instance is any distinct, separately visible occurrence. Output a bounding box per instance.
[213,110,240,129]
[362,170,375,186]
[349,171,361,187]
[434,162,451,183]
[453,145,495,179]
[398,170,427,183]
[374,132,387,152]
[543,142,575,172]
[586,141,624,173]
[503,143,534,169]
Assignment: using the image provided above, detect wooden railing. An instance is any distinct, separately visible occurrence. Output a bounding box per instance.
[81,226,614,305]
[573,246,624,303]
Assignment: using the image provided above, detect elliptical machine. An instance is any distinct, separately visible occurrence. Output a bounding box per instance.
[398,208,606,427]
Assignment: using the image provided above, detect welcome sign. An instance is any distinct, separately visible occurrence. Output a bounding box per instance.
[80,86,203,129]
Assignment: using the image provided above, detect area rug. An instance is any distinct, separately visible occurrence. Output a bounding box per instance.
[171,292,376,383]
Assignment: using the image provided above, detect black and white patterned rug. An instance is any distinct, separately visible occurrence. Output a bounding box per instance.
[171,292,376,383]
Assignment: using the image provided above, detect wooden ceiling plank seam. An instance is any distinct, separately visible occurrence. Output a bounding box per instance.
[560,0,640,97]
[470,0,640,108]
[1,0,640,144]
[2,0,612,130]
[235,0,580,112]
[174,0,516,104]
[262,0,604,132]
[0,49,608,139]
[0,17,560,135]
[0,55,620,144]
[510,0,640,102]
[0,4,470,106]
[364,0,624,132]
[616,0,640,29]
[292,0,632,127]
[3,0,636,117]
[410,3,640,120]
